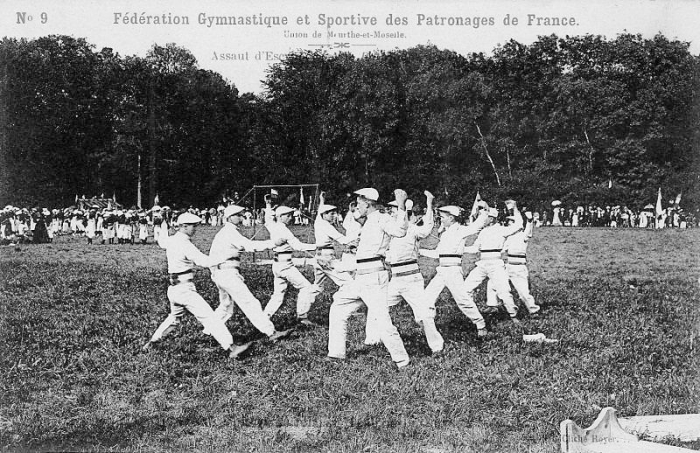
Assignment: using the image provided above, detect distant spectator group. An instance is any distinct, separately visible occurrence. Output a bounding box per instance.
[532,204,696,229]
[0,201,215,246]
[2,196,697,247]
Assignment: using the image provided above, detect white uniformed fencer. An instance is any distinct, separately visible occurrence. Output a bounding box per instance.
[207,205,293,342]
[327,188,411,369]
[380,190,445,354]
[263,205,320,324]
[143,212,252,359]
[462,202,524,322]
[313,191,356,291]
[485,210,541,315]
[421,204,490,336]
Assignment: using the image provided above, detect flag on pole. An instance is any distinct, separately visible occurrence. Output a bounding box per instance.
[112,193,117,202]
[674,192,682,207]
[74,194,78,204]
[608,179,612,189]
[470,191,482,221]
[154,194,160,206]
[300,187,305,205]
[655,188,663,217]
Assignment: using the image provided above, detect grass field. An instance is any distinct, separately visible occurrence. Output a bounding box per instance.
[1,226,699,452]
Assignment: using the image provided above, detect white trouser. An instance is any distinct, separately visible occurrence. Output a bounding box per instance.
[150,281,233,350]
[328,270,409,364]
[384,273,444,353]
[313,249,353,288]
[211,267,276,336]
[424,266,486,329]
[264,262,320,319]
[464,260,517,317]
[486,263,538,313]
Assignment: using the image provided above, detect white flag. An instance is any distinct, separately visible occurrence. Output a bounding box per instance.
[655,188,663,216]
[300,187,305,205]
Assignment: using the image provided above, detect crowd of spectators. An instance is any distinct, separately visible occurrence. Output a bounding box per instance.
[1,196,696,246]
[530,204,696,229]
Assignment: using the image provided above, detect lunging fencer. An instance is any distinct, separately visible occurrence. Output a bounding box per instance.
[327,188,411,369]
[463,201,525,322]
[381,190,444,354]
[207,205,293,343]
[263,205,320,325]
[484,208,541,316]
[143,212,252,359]
[421,204,490,336]
[313,191,356,292]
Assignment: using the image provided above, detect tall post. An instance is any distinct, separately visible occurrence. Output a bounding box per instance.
[147,76,157,207]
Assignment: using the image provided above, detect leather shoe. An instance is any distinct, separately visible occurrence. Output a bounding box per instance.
[229,341,254,359]
[396,359,410,369]
[268,328,293,343]
[481,306,500,314]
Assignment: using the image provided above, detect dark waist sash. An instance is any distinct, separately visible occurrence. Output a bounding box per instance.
[389,259,420,277]
[438,254,462,266]
[169,269,193,285]
[356,256,386,275]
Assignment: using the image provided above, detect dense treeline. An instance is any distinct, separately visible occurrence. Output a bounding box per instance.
[1,33,698,210]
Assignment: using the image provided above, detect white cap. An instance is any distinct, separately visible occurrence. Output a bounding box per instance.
[318,204,337,215]
[275,206,295,217]
[223,205,245,218]
[487,208,499,218]
[177,212,202,225]
[438,205,462,217]
[354,188,379,201]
